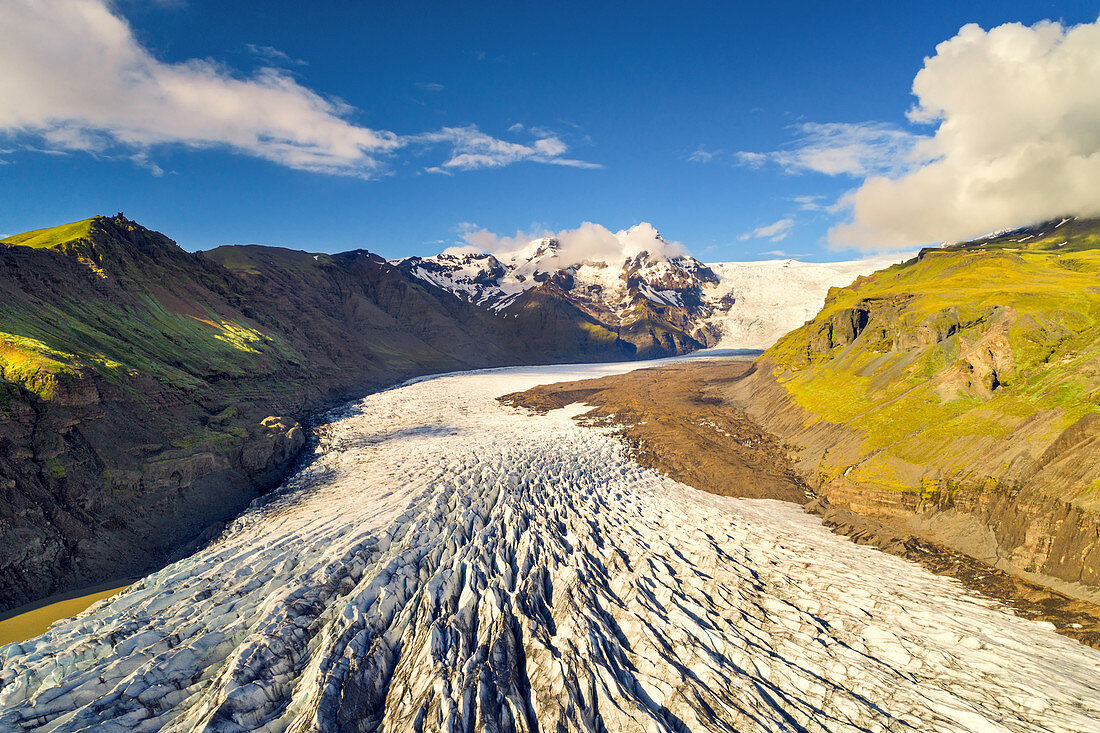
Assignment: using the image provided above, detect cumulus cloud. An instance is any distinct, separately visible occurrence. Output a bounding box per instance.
[0,0,598,176]
[0,0,401,175]
[832,18,1100,248]
[739,218,794,242]
[421,126,600,173]
[735,122,930,177]
[460,222,687,264]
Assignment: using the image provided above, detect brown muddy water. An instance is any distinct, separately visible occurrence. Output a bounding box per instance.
[0,584,131,647]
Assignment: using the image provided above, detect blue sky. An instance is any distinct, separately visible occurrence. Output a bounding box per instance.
[2,1,1099,261]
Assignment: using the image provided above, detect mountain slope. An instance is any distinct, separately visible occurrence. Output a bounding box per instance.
[0,215,638,613]
[723,216,1100,597]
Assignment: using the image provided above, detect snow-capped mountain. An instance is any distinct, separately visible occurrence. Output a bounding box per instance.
[398,225,717,315]
[396,224,904,352]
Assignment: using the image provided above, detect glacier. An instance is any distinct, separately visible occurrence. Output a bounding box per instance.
[2,359,1099,732]
[704,257,903,349]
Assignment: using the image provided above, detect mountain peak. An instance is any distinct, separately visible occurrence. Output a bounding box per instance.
[2,214,178,254]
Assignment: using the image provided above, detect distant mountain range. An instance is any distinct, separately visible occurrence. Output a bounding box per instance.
[397,224,898,352]
[0,214,887,612]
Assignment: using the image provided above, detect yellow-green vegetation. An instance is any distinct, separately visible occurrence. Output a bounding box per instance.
[0,216,303,400]
[0,333,83,401]
[579,321,619,344]
[766,217,1100,491]
[0,297,298,397]
[0,218,95,250]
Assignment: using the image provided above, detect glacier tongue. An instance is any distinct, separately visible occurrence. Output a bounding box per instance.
[2,362,1100,732]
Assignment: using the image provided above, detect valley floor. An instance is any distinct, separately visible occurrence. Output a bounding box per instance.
[1,360,1099,731]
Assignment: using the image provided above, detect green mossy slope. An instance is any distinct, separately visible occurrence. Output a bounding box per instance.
[741,217,1100,595]
[0,217,302,400]
[767,217,1100,481]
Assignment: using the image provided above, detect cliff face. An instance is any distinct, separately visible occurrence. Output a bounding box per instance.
[722,217,1100,599]
[0,216,638,612]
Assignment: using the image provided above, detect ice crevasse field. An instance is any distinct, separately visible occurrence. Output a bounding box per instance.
[1,357,1099,732]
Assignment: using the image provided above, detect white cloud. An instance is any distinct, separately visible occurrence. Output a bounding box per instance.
[739,218,794,242]
[129,151,165,176]
[688,146,720,163]
[460,221,687,264]
[245,44,307,67]
[791,194,826,211]
[0,0,399,175]
[440,244,483,256]
[414,82,444,92]
[732,151,768,168]
[0,0,599,177]
[735,122,930,177]
[832,18,1100,248]
[420,126,600,173]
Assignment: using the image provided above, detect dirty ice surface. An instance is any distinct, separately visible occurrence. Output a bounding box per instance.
[2,361,1100,732]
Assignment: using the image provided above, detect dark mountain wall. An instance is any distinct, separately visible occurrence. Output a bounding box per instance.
[0,215,644,613]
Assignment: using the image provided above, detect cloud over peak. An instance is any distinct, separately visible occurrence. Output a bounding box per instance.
[460,222,687,264]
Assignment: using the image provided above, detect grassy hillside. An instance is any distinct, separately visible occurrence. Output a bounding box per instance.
[0,214,638,613]
[0,216,301,401]
[0,218,95,250]
[742,217,1100,593]
[768,217,1100,485]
